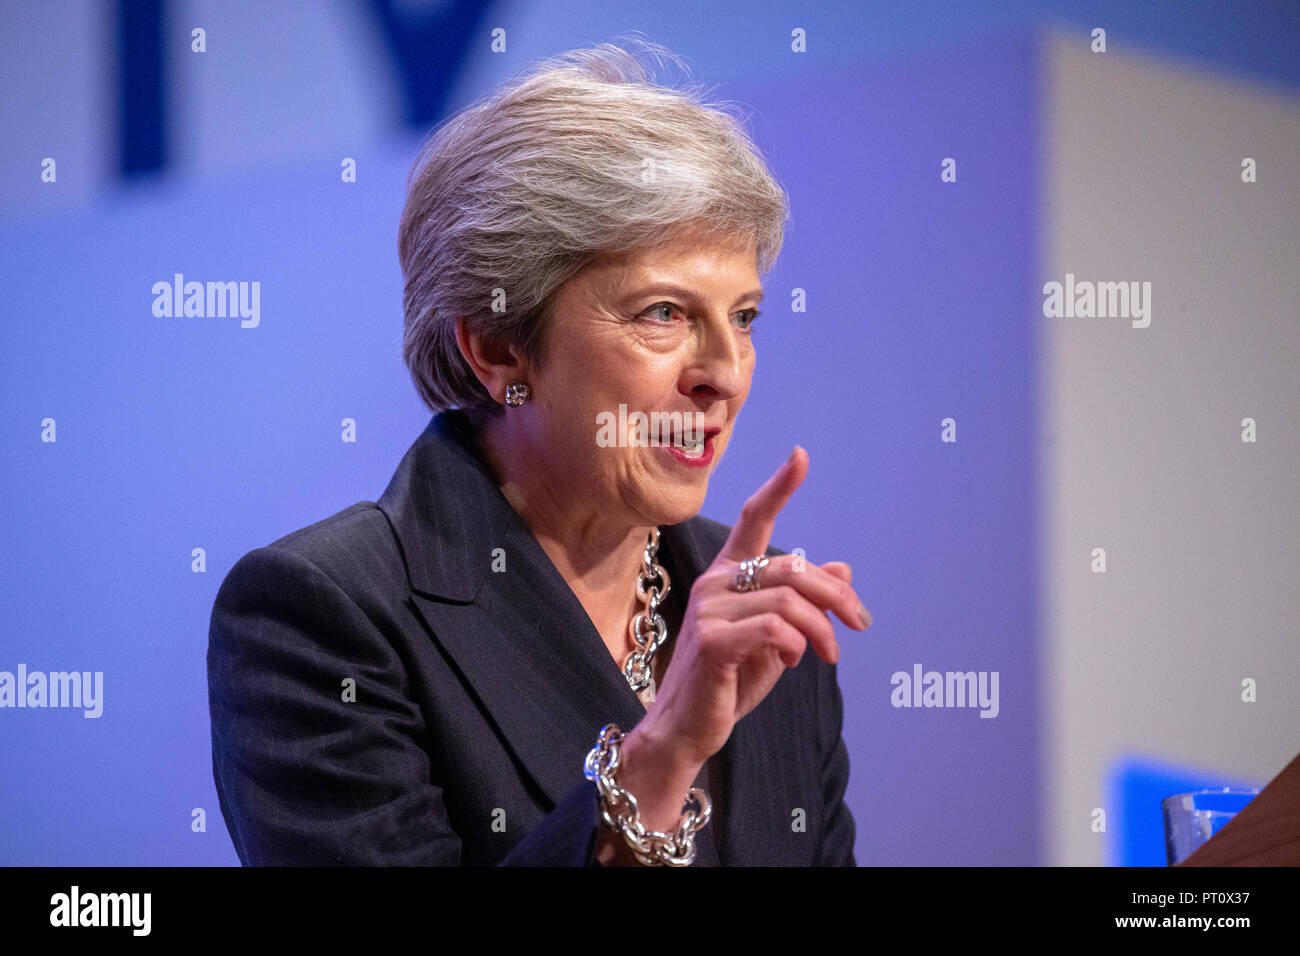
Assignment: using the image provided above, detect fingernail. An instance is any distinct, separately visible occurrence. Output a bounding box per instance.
[857,602,872,629]
[787,445,800,464]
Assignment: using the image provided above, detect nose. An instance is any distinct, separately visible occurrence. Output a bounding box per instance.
[679,311,749,402]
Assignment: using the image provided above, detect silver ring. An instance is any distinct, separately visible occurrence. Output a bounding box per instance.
[731,555,769,592]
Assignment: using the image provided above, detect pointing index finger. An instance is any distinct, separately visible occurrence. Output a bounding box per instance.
[719,446,807,563]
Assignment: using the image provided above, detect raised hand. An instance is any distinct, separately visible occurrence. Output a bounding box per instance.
[603,447,871,851]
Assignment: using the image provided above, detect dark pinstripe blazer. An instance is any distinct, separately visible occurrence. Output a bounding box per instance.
[207,409,856,865]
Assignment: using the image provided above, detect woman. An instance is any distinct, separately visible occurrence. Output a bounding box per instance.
[207,39,871,867]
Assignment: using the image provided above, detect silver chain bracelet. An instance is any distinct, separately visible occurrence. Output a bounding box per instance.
[584,723,711,866]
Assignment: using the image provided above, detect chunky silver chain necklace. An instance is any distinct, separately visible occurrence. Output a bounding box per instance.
[623,528,670,706]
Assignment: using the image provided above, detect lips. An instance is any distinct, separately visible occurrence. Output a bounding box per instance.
[664,430,717,467]
[674,428,716,447]
[673,427,720,456]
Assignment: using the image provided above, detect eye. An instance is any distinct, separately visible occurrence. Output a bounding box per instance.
[736,309,761,331]
[640,302,680,324]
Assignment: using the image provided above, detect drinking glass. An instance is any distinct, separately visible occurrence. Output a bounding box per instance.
[1162,789,1260,865]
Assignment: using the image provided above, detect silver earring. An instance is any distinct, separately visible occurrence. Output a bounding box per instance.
[504,382,531,407]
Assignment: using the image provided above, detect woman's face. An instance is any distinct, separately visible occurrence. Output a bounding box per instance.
[522,225,762,531]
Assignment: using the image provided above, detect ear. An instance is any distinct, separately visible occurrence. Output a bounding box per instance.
[455,316,529,403]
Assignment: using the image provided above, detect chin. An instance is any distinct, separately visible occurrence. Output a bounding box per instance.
[650,486,708,527]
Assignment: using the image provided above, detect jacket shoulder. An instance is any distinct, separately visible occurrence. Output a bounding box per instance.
[219,502,405,617]
[264,501,390,554]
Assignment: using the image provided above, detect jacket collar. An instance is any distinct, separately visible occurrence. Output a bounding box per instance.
[377,410,725,864]
[377,408,515,603]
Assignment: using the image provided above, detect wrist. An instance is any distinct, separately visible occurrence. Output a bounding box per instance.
[617,723,706,833]
[586,722,711,865]
[625,718,704,777]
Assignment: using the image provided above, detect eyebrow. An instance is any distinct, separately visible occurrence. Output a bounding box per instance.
[625,283,765,311]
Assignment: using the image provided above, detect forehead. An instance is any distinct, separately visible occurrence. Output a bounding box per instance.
[584,228,760,288]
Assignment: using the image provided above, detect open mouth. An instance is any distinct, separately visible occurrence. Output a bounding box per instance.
[674,434,706,457]
[662,429,718,466]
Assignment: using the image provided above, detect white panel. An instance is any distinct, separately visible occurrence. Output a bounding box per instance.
[1040,29,1300,866]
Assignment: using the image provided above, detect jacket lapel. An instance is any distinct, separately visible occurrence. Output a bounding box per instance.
[378,411,721,864]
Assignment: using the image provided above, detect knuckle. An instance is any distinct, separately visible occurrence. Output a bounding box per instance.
[696,624,722,655]
[696,569,724,594]
[774,585,799,612]
[836,580,855,605]
[783,636,806,667]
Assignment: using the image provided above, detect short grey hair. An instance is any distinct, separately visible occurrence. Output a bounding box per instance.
[397,36,790,418]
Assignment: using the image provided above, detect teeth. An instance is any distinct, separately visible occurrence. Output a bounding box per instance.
[675,435,705,457]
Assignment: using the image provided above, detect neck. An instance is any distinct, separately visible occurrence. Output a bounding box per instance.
[473,412,653,637]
